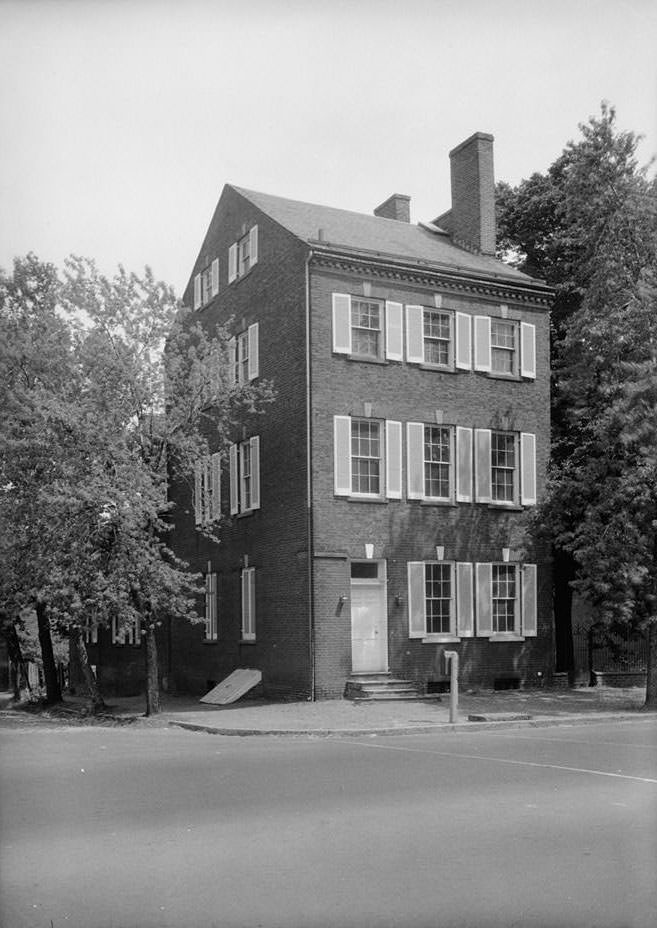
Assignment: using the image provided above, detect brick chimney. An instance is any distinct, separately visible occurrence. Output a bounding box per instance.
[442,132,496,255]
[374,193,411,223]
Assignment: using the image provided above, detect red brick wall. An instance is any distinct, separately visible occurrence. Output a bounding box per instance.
[308,261,552,695]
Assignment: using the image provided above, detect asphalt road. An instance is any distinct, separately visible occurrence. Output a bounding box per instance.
[1,718,656,928]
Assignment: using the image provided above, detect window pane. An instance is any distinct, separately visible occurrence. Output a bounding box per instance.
[351,300,381,357]
[423,310,451,366]
[351,420,381,494]
[491,432,515,502]
[424,426,450,498]
[425,563,451,634]
[491,321,516,373]
[492,565,516,632]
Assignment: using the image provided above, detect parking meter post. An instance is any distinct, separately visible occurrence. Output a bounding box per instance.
[444,650,459,723]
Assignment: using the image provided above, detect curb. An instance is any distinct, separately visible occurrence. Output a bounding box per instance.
[167,711,655,738]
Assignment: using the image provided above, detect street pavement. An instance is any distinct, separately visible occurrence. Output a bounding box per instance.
[0,700,656,928]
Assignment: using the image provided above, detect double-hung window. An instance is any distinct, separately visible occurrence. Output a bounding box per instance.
[351,299,382,358]
[228,323,259,385]
[491,431,516,503]
[423,309,453,367]
[407,423,455,502]
[351,419,381,495]
[490,320,517,375]
[229,436,260,514]
[332,294,403,361]
[241,567,256,641]
[193,259,219,310]
[474,313,536,379]
[474,429,536,506]
[334,417,402,499]
[228,225,259,283]
[476,563,537,638]
[205,571,218,641]
[408,561,474,640]
[194,454,222,526]
[111,616,141,646]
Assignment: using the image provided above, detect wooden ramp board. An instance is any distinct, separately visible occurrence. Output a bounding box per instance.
[200,669,262,705]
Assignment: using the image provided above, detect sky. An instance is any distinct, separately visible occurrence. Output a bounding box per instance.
[1,0,656,295]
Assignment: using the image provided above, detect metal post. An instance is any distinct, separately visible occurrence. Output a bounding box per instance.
[444,650,459,723]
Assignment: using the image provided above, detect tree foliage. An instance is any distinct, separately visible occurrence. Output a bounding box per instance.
[497,103,657,703]
[0,254,274,712]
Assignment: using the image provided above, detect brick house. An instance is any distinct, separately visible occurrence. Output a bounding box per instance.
[97,132,554,699]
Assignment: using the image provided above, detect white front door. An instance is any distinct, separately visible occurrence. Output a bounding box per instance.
[350,560,388,673]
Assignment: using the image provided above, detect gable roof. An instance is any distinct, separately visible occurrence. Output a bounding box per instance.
[232,185,535,285]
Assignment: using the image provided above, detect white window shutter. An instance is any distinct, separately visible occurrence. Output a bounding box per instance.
[456,426,473,502]
[249,225,258,267]
[455,312,472,370]
[211,258,219,297]
[520,432,537,505]
[249,436,260,510]
[474,316,491,372]
[406,422,425,500]
[407,562,426,638]
[228,337,237,386]
[333,416,352,495]
[247,323,259,380]
[203,458,212,524]
[228,243,238,283]
[385,301,403,361]
[193,274,201,310]
[474,429,492,503]
[520,322,536,379]
[111,616,121,645]
[522,564,538,637]
[229,443,239,514]
[194,461,203,525]
[406,305,424,363]
[210,453,221,521]
[456,562,474,637]
[476,563,493,637]
[385,420,402,499]
[332,293,352,354]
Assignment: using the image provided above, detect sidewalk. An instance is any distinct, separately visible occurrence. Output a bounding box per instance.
[2,686,653,736]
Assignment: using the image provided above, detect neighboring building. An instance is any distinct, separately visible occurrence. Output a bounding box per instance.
[98,132,554,699]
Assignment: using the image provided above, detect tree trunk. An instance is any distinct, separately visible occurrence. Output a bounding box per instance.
[645,622,657,709]
[144,624,160,716]
[553,547,576,684]
[71,626,106,713]
[36,598,62,704]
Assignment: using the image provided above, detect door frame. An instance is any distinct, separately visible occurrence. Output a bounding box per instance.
[350,559,388,673]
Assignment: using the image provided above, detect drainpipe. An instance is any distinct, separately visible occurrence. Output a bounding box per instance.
[444,650,459,723]
[305,252,316,701]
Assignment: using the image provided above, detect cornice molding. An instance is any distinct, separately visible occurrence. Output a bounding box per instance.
[310,251,553,307]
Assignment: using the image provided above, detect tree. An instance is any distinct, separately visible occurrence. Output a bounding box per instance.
[0,255,274,715]
[497,104,657,702]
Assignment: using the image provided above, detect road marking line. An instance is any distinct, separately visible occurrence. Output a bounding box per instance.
[342,740,657,784]
[478,733,657,750]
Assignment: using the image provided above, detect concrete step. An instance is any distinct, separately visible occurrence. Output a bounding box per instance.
[344,673,424,701]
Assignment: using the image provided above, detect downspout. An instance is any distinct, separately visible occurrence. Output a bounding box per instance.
[305,251,316,700]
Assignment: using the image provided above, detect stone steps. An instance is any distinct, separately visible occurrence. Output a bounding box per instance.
[344,673,424,701]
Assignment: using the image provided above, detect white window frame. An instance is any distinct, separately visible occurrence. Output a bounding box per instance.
[228,322,259,386]
[194,259,219,310]
[422,423,453,501]
[194,453,222,526]
[490,319,519,376]
[350,297,384,359]
[491,430,518,505]
[408,560,474,642]
[230,437,260,515]
[475,562,538,639]
[422,308,454,368]
[350,417,382,496]
[229,225,258,284]
[205,570,218,641]
[111,615,141,646]
[241,567,256,641]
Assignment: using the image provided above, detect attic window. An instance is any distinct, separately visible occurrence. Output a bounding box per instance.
[193,259,219,310]
[229,225,259,283]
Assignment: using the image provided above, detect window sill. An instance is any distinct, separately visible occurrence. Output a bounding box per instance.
[338,495,389,504]
[489,634,525,642]
[203,639,219,645]
[418,363,458,374]
[485,372,521,382]
[236,509,256,519]
[422,635,461,644]
[240,639,256,645]
[345,354,389,365]
[420,499,457,508]
[486,502,523,512]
